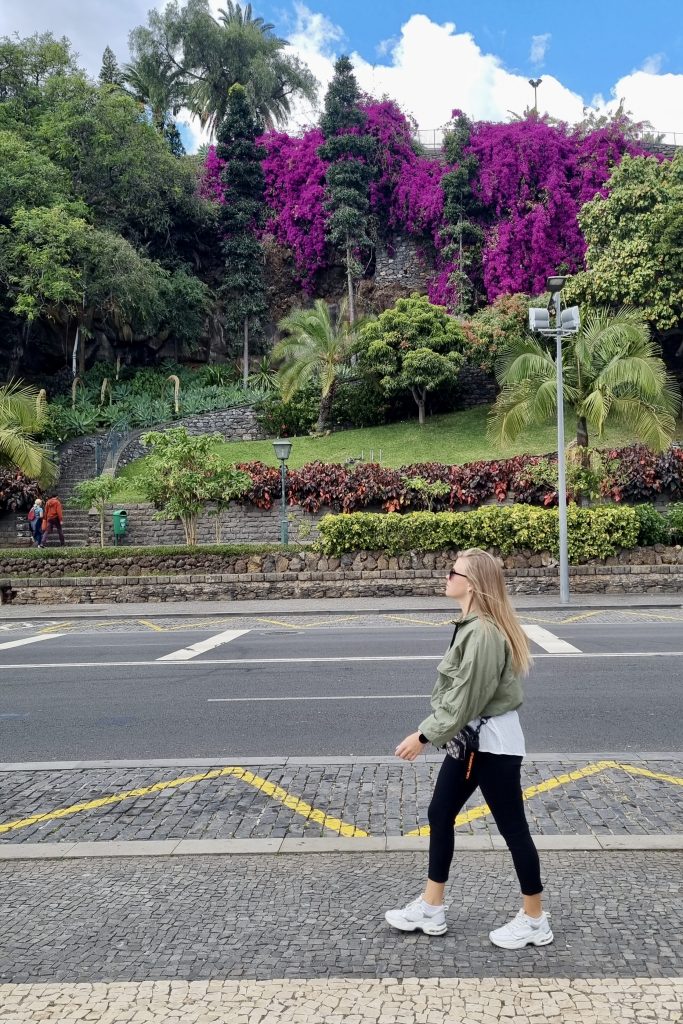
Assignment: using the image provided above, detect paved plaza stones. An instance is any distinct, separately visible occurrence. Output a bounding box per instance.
[2,978,683,1023]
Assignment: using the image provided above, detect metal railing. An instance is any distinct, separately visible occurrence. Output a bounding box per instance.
[411,126,682,151]
[95,427,133,476]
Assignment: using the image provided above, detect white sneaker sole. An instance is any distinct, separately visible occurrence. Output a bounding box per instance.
[385,912,448,936]
[489,928,554,950]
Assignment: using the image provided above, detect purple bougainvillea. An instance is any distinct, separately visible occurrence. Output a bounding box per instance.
[199,104,652,306]
[466,118,649,299]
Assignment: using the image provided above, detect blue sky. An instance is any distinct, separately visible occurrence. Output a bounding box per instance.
[262,0,683,104]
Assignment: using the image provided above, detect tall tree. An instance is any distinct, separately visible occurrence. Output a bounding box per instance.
[490,306,681,449]
[439,111,484,313]
[122,53,185,138]
[129,0,317,135]
[216,83,267,384]
[98,46,123,87]
[318,56,374,324]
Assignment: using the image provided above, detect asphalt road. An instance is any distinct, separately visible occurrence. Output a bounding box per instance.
[0,616,681,759]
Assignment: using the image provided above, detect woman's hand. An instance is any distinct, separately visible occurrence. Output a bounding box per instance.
[395,731,426,761]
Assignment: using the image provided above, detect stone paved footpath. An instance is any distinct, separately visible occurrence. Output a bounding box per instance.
[0,852,681,1021]
[1,757,681,845]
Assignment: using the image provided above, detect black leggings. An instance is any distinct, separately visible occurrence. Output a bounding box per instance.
[427,752,543,895]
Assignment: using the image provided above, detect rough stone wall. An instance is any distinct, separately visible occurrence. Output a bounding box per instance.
[374,237,433,292]
[91,503,325,548]
[114,406,267,472]
[3,545,683,603]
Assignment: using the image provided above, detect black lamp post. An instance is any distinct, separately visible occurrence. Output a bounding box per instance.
[273,439,293,545]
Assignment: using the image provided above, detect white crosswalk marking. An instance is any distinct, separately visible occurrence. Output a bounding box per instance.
[0,634,64,651]
[157,629,250,662]
[523,623,581,653]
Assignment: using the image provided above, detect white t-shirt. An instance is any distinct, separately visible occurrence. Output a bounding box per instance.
[467,709,526,756]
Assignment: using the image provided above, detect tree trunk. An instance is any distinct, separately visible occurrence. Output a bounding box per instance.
[316,380,337,433]
[411,386,426,425]
[243,318,249,388]
[345,236,355,325]
[576,416,589,448]
[8,321,29,379]
[99,508,105,549]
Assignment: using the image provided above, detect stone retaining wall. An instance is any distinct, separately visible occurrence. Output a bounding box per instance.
[2,546,683,603]
[114,406,266,471]
[93,503,325,547]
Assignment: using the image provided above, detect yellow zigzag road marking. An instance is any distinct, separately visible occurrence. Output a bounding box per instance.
[405,760,683,837]
[0,767,368,839]
[382,615,453,627]
[137,619,166,632]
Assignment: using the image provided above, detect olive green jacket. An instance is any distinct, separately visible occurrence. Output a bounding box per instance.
[418,612,524,747]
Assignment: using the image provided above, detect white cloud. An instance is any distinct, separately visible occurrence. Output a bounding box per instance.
[598,70,683,138]
[529,33,551,67]
[283,9,683,147]
[286,12,585,134]
[641,52,665,74]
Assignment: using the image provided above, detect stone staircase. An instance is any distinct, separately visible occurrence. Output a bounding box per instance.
[5,509,92,549]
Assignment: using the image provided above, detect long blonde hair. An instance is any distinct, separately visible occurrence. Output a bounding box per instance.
[458,547,532,676]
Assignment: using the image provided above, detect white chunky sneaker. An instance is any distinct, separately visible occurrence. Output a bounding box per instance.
[385,897,448,936]
[489,909,553,949]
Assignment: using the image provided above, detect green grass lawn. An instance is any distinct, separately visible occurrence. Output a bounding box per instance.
[114,404,683,502]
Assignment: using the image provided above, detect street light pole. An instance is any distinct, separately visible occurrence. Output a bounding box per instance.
[529,278,579,606]
[553,288,570,605]
[272,439,293,545]
[528,78,542,113]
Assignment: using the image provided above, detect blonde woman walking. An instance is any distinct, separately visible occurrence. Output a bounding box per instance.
[385,548,552,949]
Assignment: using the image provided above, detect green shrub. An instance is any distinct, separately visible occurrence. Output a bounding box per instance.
[317,504,639,563]
[633,504,668,546]
[667,503,683,543]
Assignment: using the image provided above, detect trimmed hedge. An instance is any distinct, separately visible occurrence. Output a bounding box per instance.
[317,505,641,563]
[0,543,310,561]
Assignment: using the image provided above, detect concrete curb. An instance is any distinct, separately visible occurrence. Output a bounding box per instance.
[1,596,682,619]
[0,752,680,772]
[0,834,681,860]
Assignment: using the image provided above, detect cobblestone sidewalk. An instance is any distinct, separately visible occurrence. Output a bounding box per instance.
[1,852,680,984]
[1,758,681,845]
[2,978,682,1024]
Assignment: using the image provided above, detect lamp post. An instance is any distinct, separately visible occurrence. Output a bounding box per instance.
[273,439,293,545]
[528,77,542,113]
[528,277,580,605]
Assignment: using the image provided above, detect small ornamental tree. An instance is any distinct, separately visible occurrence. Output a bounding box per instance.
[216,83,268,385]
[206,464,251,543]
[355,294,466,425]
[318,56,375,324]
[139,428,225,546]
[71,474,118,548]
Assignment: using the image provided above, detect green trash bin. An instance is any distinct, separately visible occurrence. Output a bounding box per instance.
[112,509,128,545]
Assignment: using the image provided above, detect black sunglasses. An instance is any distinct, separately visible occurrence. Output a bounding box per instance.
[448,569,468,580]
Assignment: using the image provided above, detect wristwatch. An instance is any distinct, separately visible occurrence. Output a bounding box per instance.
[418,732,429,744]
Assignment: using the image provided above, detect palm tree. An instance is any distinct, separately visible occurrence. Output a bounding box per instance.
[122,54,187,134]
[0,381,57,484]
[489,305,681,450]
[188,2,318,134]
[274,300,360,433]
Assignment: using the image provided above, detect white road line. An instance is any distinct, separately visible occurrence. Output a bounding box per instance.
[523,624,581,653]
[1,652,683,670]
[157,629,250,661]
[0,634,64,652]
[207,694,429,702]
